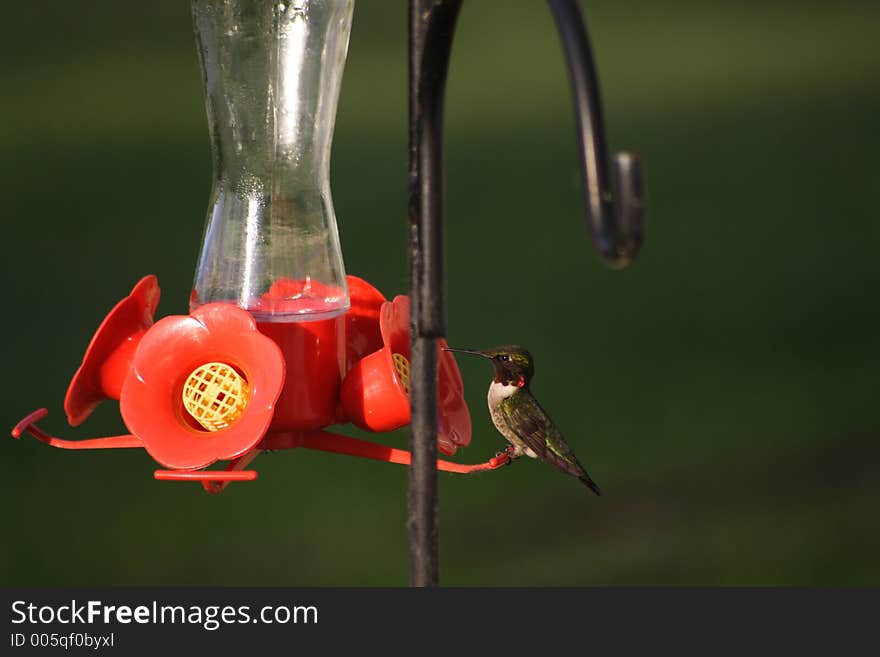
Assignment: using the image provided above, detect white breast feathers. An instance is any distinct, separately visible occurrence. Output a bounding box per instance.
[488,381,518,406]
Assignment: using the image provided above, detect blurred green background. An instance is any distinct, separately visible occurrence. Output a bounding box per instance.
[2,0,879,586]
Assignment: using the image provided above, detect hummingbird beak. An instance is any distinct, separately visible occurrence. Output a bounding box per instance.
[442,347,490,359]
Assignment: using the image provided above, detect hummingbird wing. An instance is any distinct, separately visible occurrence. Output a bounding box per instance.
[498,392,601,495]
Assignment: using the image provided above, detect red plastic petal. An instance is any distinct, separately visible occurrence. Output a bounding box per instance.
[384,297,470,454]
[120,303,285,470]
[344,275,386,370]
[437,337,472,454]
[64,275,160,426]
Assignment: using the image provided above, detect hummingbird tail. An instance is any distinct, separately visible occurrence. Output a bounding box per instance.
[580,476,602,496]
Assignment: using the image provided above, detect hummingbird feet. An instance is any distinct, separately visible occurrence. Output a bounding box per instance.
[494,445,519,466]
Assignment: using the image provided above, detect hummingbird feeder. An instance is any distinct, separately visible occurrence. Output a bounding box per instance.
[11,0,644,580]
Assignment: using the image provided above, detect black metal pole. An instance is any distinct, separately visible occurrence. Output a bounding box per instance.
[407,0,462,587]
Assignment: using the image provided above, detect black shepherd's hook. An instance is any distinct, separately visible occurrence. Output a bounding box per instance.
[407,0,646,587]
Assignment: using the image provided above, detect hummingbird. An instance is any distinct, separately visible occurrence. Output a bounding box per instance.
[443,345,601,495]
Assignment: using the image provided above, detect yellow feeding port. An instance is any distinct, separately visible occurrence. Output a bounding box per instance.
[392,353,410,395]
[182,362,250,432]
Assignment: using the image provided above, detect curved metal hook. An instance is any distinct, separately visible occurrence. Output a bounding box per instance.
[548,0,645,268]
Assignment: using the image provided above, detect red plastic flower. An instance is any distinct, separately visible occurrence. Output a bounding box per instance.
[65,275,160,426]
[341,295,471,455]
[120,303,285,470]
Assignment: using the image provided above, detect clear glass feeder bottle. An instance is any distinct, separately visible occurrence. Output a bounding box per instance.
[191,0,355,431]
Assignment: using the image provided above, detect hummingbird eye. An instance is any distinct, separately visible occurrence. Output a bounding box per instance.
[499,355,509,362]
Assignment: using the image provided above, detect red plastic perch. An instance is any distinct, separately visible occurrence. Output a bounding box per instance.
[11,409,510,493]
[11,408,142,449]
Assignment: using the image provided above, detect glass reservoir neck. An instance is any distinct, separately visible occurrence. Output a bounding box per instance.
[191,0,354,320]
